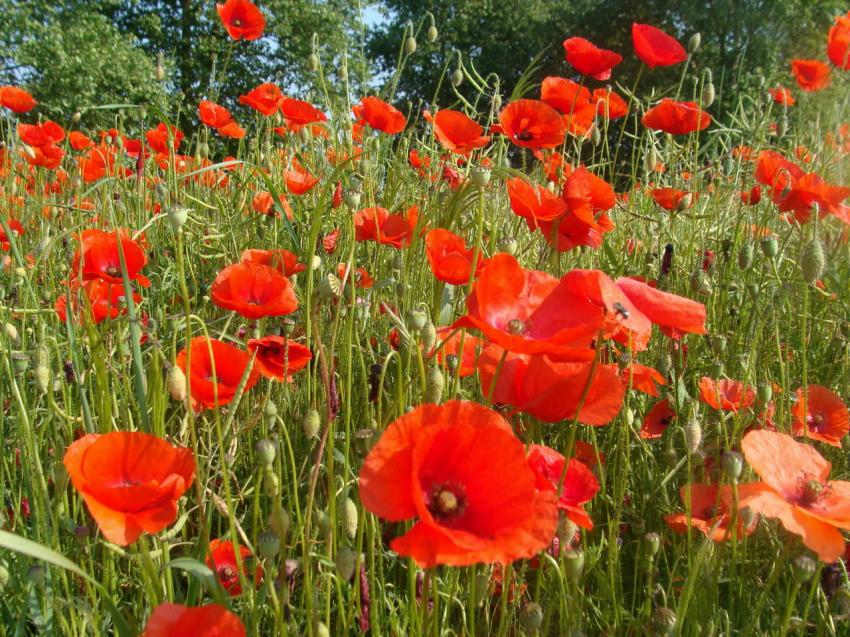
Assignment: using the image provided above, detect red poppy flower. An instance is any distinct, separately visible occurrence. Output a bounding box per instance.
[247,336,312,382]
[592,88,628,119]
[199,100,233,128]
[353,206,418,248]
[768,86,795,106]
[773,172,850,224]
[631,23,687,68]
[615,276,707,339]
[739,430,850,562]
[216,0,265,40]
[541,77,591,114]
[791,385,849,447]
[18,121,64,148]
[791,59,831,92]
[754,150,803,190]
[828,12,850,70]
[563,37,622,81]
[63,431,194,546]
[336,263,374,288]
[741,185,761,205]
[423,109,490,154]
[528,445,600,529]
[665,484,757,542]
[698,377,756,412]
[651,187,693,212]
[424,228,488,285]
[250,191,291,218]
[141,603,246,636]
[563,165,616,223]
[206,539,263,595]
[358,400,558,567]
[478,344,624,425]
[323,228,340,254]
[146,123,184,154]
[211,262,298,319]
[640,398,675,439]
[77,145,124,182]
[241,248,305,276]
[239,83,284,116]
[454,254,600,358]
[429,327,480,378]
[353,96,406,134]
[622,363,666,396]
[283,161,318,195]
[0,86,36,113]
[69,131,93,150]
[280,97,327,126]
[0,218,23,251]
[176,337,260,411]
[70,229,150,288]
[55,279,141,325]
[497,99,566,149]
[642,99,711,135]
[538,210,616,252]
[507,177,569,229]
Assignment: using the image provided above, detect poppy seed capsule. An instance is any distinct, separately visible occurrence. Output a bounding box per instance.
[335,546,356,582]
[793,555,817,582]
[652,607,677,636]
[342,496,358,539]
[451,68,464,87]
[255,439,276,467]
[642,531,661,557]
[426,25,438,43]
[404,35,417,55]
[407,309,428,331]
[738,244,753,270]
[303,409,321,438]
[800,238,825,285]
[519,602,544,633]
[498,236,518,255]
[470,167,491,188]
[760,236,778,258]
[258,530,280,560]
[264,400,278,419]
[564,549,585,580]
[425,366,444,404]
[757,383,773,404]
[166,206,189,229]
[721,450,743,482]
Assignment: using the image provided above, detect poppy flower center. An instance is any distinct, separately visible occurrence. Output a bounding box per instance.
[104,265,122,278]
[796,476,827,507]
[218,565,237,583]
[507,318,528,335]
[515,130,534,142]
[232,18,243,27]
[426,482,467,522]
[807,413,825,431]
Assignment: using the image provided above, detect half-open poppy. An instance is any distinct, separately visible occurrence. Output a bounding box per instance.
[642,99,711,135]
[791,59,831,91]
[423,109,490,154]
[563,37,622,81]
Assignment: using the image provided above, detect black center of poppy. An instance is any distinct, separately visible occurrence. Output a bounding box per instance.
[426,482,467,522]
[507,318,528,335]
[516,130,534,142]
[796,476,827,507]
[807,413,825,431]
[105,265,121,277]
[218,565,237,582]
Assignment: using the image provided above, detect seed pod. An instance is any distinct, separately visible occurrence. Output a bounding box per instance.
[688,33,701,52]
[701,83,715,107]
[757,382,773,404]
[315,509,330,537]
[470,167,491,188]
[793,555,817,582]
[303,409,321,438]
[451,68,464,87]
[519,602,544,633]
[760,236,778,258]
[652,607,677,636]
[800,238,825,284]
[258,530,280,560]
[684,419,702,453]
[642,531,662,557]
[721,450,743,482]
[498,236,518,255]
[738,244,753,270]
[563,549,585,580]
[167,206,189,229]
[343,191,361,209]
[307,53,320,72]
[425,366,444,404]
[661,447,679,468]
[335,546,357,582]
[426,25,438,43]
[255,439,276,467]
[404,35,417,55]
[264,400,278,419]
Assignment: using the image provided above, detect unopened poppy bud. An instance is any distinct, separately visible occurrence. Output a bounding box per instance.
[492,93,502,111]
[269,503,290,538]
[451,68,464,87]
[688,33,701,52]
[470,167,491,188]
[793,555,817,582]
[564,549,585,580]
[644,147,659,174]
[721,450,743,482]
[760,236,778,258]
[657,353,672,378]
[757,382,773,404]
[21,144,36,160]
[35,351,50,394]
[315,508,330,537]
[425,366,444,404]
[702,83,715,107]
[314,621,330,637]
[591,125,602,146]
[498,236,518,255]
[625,407,635,426]
[4,322,18,344]
[263,472,280,497]
[311,255,322,271]
[264,400,278,420]
[420,322,437,351]
[335,546,356,582]
[404,35,417,55]
[343,191,361,209]
[0,563,8,589]
[710,335,727,354]
[689,269,707,293]
[662,447,679,468]
[307,53,320,72]
[642,532,661,557]
[652,607,677,636]
[738,244,753,270]
[800,238,825,285]
[778,117,789,136]
[166,206,190,229]
[342,496,358,539]
[70,111,82,124]
[519,602,544,633]
[303,409,321,438]
[426,25,438,43]
[258,530,280,560]
[156,52,166,81]
[255,439,276,467]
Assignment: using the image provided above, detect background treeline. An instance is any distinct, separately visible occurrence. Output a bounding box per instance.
[0,0,845,127]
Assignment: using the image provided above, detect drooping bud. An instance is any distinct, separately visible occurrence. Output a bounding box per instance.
[519,602,544,633]
[404,35,417,55]
[688,33,701,53]
[335,546,357,582]
[420,322,437,351]
[155,52,166,81]
[451,68,464,87]
[307,53,320,72]
[426,25,438,43]
[702,82,715,107]
[684,418,702,453]
[563,549,585,581]
[652,607,677,636]
[738,244,753,270]
[800,237,825,285]
[167,366,187,402]
[269,503,290,538]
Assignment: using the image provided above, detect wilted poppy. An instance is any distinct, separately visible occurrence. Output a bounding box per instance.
[0,86,36,113]
[211,262,298,319]
[497,99,566,149]
[528,445,600,529]
[665,484,757,541]
[247,336,312,382]
[63,431,194,546]
[698,377,756,412]
[353,206,418,248]
[768,86,795,106]
[651,188,694,212]
[141,603,245,637]
[632,23,687,68]
[642,99,711,135]
[791,59,831,92]
[336,263,373,288]
[353,96,406,134]
[217,0,265,40]
[176,336,260,410]
[206,539,263,595]
[640,398,675,439]
[563,37,622,80]
[827,12,850,69]
[423,109,490,154]
[424,228,488,285]
[739,430,850,562]
[241,248,304,276]
[70,229,150,288]
[358,400,558,567]
[791,385,849,447]
[239,83,284,116]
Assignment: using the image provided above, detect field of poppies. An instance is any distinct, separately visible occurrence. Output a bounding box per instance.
[4,1,850,635]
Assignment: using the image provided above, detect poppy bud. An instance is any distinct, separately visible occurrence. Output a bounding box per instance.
[662,447,679,468]
[269,503,290,538]
[498,236,518,255]
[0,563,8,589]
[255,439,276,467]
[738,244,753,270]
[721,450,743,482]
[258,529,280,560]
[314,622,330,637]
[492,93,502,111]
[657,353,672,379]
[426,25,438,43]
[644,147,659,174]
[264,400,278,420]
[342,496,358,539]
[563,549,585,580]
[591,125,602,146]
[21,144,36,160]
[35,348,50,394]
[760,236,778,258]
[451,68,464,87]
[688,33,701,52]
[395,281,407,297]
[800,238,825,285]
[778,117,789,136]
[625,407,635,426]
[701,83,715,107]
[407,310,428,331]
[156,52,166,81]
[263,472,280,498]
[4,322,18,345]
[684,419,702,454]
[343,191,361,209]
[519,602,544,633]
[335,546,356,582]
[793,555,817,583]
[421,322,437,351]
[315,508,331,537]
[652,607,677,636]
[425,366,444,404]
[307,53,320,72]
[470,167,491,189]
[303,409,321,438]
[642,531,661,557]
[167,206,190,230]
[404,35,417,55]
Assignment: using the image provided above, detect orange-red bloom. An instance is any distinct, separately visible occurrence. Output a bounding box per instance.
[615,276,707,340]
[424,228,488,285]
[665,484,757,542]
[791,59,831,92]
[640,398,675,439]
[423,109,490,154]
[740,430,850,562]
[141,603,245,636]
[240,248,305,276]
[199,100,246,139]
[429,327,480,378]
[216,0,265,41]
[768,86,796,106]
[828,12,850,70]
[353,96,406,134]
[0,218,23,251]
[279,97,327,126]
[211,262,298,319]
[206,539,263,595]
[651,188,693,212]
[632,23,687,68]
[176,337,260,411]
[70,229,150,288]
[497,99,566,149]
[63,432,194,546]
[55,279,141,325]
[563,37,622,81]
[239,83,284,116]
[247,336,312,382]
[698,377,756,412]
[358,400,558,567]
[528,445,600,529]
[507,177,569,228]
[353,206,418,248]
[69,131,93,150]
[146,123,184,154]
[791,385,849,447]
[642,99,711,135]
[0,86,36,113]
